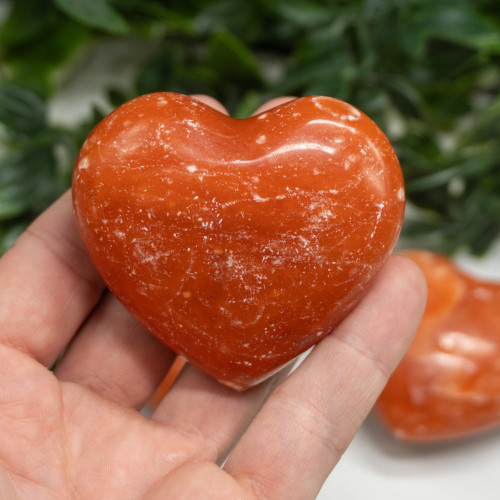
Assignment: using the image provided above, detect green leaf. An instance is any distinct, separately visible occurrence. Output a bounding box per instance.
[418,5,500,53]
[232,91,264,118]
[383,77,421,118]
[135,2,197,36]
[0,146,57,220]
[207,30,263,86]
[0,0,56,46]
[406,143,498,193]
[194,1,264,42]
[0,85,46,134]
[272,0,333,28]
[53,0,130,34]
[2,19,90,98]
[136,39,226,98]
[0,152,35,220]
[107,88,129,109]
[278,50,355,98]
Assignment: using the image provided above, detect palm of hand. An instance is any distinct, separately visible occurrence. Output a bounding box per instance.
[0,345,253,499]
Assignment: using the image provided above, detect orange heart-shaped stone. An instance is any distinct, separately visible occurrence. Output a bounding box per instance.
[72,93,404,389]
[375,250,500,441]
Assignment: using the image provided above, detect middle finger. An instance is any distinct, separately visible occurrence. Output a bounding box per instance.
[55,291,176,409]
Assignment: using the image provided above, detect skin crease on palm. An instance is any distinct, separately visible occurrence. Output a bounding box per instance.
[0,95,426,500]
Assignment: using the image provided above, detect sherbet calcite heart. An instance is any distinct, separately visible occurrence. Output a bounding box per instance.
[72,93,404,389]
[376,250,500,441]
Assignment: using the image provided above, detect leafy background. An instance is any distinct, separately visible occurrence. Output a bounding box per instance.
[1,0,499,255]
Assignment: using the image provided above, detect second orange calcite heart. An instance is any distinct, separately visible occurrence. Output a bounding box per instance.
[72,93,404,389]
[376,250,500,441]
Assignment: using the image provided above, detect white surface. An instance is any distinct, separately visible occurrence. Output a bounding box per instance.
[318,243,500,499]
[454,239,500,281]
[318,414,500,499]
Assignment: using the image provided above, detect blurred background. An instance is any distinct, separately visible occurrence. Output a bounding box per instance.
[1,0,499,257]
[1,0,500,497]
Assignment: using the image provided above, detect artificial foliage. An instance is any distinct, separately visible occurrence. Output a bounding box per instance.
[1,0,499,255]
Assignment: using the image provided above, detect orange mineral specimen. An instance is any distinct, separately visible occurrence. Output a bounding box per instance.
[376,250,500,441]
[72,92,404,389]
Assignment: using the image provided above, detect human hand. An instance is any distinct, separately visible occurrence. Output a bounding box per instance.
[0,97,426,500]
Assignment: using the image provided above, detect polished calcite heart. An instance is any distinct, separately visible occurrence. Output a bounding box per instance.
[376,250,500,441]
[72,93,404,389]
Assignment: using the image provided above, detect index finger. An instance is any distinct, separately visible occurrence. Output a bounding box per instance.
[0,191,105,366]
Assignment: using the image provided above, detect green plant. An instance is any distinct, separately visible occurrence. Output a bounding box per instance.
[1,0,499,255]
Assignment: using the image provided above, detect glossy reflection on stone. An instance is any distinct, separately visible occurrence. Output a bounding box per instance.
[376,250,500,441]
[72,92,404,389]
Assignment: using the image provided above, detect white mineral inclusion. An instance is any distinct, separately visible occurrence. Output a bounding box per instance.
[438,331,497,356]
[183,119,200,129]
[473,287,494,300]
[253,194,269,202]
[307,118,357,134]
[340,114,361,122]
[78,156,89,170]
[186,165,198,173]
[426,351,477,374]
